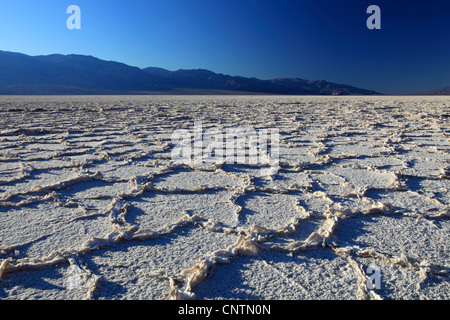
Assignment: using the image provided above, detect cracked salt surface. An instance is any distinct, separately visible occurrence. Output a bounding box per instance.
[0,95,449,300]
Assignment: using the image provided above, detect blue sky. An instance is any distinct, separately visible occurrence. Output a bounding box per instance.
[0,0,449,94]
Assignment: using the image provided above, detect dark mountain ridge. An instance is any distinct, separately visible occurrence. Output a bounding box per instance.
[425,86,450,95]
[0,50,381,95]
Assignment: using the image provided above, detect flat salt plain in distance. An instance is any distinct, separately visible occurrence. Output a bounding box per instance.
[0,95,448,300]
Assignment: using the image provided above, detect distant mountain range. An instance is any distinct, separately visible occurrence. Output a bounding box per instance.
[0,50,383,95]
[425,86,450,95]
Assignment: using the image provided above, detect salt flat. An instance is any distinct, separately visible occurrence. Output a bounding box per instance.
[0,95,449,300]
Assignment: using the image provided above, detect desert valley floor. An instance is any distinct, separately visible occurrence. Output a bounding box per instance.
[0,95,449,300]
